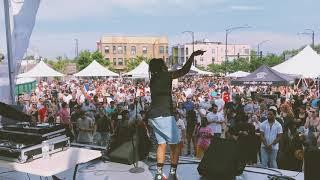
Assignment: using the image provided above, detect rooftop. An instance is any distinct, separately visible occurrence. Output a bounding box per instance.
[100,35,168,44]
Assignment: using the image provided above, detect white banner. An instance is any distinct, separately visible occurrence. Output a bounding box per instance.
[0,0,41,103]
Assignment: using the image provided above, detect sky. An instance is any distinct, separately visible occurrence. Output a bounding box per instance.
[0,0,319,59]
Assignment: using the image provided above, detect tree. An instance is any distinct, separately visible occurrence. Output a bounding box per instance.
[92,50,110,67]
[207,63,225,74]
[126,56,151,71]
[76,50,110,71]
[76,50,93,70]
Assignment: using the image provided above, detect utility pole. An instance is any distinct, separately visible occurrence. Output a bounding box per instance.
[75,38,79,58]
[298,29,315,48]
[225,25,251,74]
[257,40,270,58]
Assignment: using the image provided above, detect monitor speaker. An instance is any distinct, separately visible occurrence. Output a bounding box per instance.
[197,137,245,180]
[304,147,320,180]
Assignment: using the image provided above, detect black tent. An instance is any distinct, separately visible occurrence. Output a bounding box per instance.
[231,65,294,86]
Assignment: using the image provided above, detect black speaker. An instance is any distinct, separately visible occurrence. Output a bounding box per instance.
[304,147,320,180]
[198,137,245,180]
[104,124,151,165]
[107,136,137,165]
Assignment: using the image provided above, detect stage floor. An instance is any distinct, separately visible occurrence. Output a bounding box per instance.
[0,155,304,180]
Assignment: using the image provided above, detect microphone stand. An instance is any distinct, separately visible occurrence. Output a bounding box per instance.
[129,81,145,173]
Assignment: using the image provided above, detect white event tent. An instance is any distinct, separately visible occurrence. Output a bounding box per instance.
[273,45,320,78]
[123,61,149,78]
[190,65,213,75]
[18,61,64,78]
[73,60,119,77]
[226,71,250,78]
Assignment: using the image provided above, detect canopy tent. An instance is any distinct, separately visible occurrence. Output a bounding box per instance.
[18,61,64,78]
[169,64,197,74]
[73,60,119,77]
[231,65,294,86]
[226,71,250,78]
[16,77,36,95]
[169,64,212,75]
[123,61,149,78]
[190,66,213,75]
[273,45,320,78]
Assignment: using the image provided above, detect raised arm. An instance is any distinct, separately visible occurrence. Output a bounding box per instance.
[170,50,205,79]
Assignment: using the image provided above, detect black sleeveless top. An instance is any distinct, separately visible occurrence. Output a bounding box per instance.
[148,71,173,118]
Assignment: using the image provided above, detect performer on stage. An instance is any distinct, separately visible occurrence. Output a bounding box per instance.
[148,50,205,180]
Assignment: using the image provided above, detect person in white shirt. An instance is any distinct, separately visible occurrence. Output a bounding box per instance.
[63,91,72,104]
[199,96,211,112]
[214,93,225,114]
[176,114,186,155]
[260,108,283,168]
[206,104,225,138]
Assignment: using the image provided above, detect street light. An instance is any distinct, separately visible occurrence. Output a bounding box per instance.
[182,31,195,65]
[74,38,79,58]
[225,25,251,62]
[225,25,251,74]
[257,40,270,57]
[298,29,315,48]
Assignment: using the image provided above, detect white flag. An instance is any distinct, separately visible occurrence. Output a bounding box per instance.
[11,0,41,73]
[0,0,41,103]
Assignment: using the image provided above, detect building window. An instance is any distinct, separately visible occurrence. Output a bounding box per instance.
[104,46,109,54]
[124,58,127,65]
[200,57,204,62]
[113,58,116,66]
[131,46,136,55]
[118,58,123,66]
[186,47,189,55]
[124,46,127,54]
[142,46,147,54]
[212,57,215,64]
[105,58,110,62]
[113,46,116,54]
[244,48,250,55]
[166,46,169,54]
[212,49,215,54]
[159,46,164,54]
[117,46,123,54]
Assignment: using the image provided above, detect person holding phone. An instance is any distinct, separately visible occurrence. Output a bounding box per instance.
[148,50,205,180]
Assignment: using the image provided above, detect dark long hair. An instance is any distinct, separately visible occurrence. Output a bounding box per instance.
[149,58,167,77]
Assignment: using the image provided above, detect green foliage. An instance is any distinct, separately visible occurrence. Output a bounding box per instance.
[126,56,151,71]
[76,50,92,70]
[46,59,68,72]
[76,50,110,71]
[207,51,283,74]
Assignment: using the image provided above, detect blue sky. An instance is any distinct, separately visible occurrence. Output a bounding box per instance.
[1,0,320,58]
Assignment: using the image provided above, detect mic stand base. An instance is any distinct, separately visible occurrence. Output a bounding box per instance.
[129,166,145,174]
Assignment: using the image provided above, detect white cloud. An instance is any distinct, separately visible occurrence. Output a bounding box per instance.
[35,0,226,21]
[230,5,263,11]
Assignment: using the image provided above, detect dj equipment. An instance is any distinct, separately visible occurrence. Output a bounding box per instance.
[198,137,245,180]
[0,123,70,163]
[304,147,320,180]
[0,102,70,163]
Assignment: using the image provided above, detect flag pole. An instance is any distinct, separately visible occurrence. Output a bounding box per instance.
[4,0,16,104]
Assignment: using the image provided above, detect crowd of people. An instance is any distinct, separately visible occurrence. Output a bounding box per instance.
[15,76,320,172]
